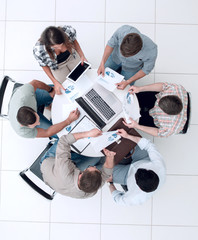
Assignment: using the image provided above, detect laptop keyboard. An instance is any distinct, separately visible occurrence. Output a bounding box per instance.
[85,88,115,120]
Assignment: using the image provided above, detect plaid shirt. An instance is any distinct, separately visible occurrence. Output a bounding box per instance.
[149,82,188,137]
[33,25,77,70]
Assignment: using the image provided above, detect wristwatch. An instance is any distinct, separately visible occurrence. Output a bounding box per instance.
[48,87,53,93]
[107,182,113,186]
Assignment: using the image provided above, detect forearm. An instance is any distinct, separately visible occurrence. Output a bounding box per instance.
[136,124,159,137]
[126,69,146,84]
[126,135,141,144]
[46,118,72,137]
[29,79,51,92]
[73,40,85,58]
[137,82,164,92]
[100,45,114,65]
[73,131,90,140]
[42,66,58,84]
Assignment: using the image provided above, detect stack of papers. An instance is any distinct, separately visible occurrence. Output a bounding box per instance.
[96,67,124,92]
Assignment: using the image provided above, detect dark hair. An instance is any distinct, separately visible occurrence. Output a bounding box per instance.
[40,26,73,59]
[120,33,143,57]
[159,95,183,115]
[17,106,36,126]
[79,169,102,193]
[135,168,159,193]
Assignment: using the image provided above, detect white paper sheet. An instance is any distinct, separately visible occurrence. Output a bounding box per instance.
[122,92,141,123]
[96,67,124,92]
[90,131,121,152]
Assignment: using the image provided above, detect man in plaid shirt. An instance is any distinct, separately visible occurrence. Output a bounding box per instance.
[125,82,188,137]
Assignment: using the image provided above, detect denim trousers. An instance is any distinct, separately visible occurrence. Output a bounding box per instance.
[40,140,101,171]
[112,145,150,185]
[105,54,138,84]
[35,87,58,139]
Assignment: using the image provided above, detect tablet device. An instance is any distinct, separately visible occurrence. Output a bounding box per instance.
[67,61,91,82]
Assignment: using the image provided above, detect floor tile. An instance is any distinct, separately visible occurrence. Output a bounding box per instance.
[6,0,55,21]
[106,0,155,23]
[0,171,50,221]
[0,221,49,240]
[0,0,6,20]
[4,70,52,85]
[57,22,105,68]
[1,120,49,170]
[154,125,198,175]
[155,24,198,74]
[105,23,155,46]
[152,175,198,226]
[56,0,105,22]
[0,22,5,70]
[101,185,152,224]
[155,73,198,124]
[4,21,54,70]
[156,0,198,24]
[101,225,151,240]
[152,226,198,240]
[50,190,101,223]
[50,223,100,240]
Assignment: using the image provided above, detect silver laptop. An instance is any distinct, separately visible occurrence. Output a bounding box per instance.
[75,83,122,129]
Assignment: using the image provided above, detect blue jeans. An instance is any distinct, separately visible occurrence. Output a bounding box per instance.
[40,140,101,171]
[105,54,138,85]
[35,87,58,139]
[111,145,150,185]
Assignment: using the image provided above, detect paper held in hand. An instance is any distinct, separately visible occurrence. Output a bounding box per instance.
[90,131,121,152]
[96,67,124,92]
[123,92,141,123]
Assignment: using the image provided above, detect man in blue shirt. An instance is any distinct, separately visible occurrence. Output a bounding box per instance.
[97,25,157,89]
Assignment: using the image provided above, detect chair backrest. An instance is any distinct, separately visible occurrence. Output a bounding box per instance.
[19,142,56,200]
[0,76,16,118]
[180,92,191,134]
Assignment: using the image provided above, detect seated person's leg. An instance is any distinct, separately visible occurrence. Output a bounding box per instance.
[131,145,150,163]
[35,88,53,111]
[136,91,159,127]
[112,164,130,185]
[71,151,101,171]
[40,140,59,165]
[105,54,122,72]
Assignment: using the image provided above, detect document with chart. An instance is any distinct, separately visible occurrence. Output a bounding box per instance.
[96,67,124,92]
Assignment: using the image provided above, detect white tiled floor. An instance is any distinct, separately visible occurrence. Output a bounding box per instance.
[0,0,198,239]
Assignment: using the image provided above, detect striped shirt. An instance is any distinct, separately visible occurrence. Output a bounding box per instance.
[149,82,188,137]
[33,25,77,70]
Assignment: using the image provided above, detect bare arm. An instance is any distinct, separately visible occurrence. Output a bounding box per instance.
[73,128,102,140]
[97,45,114,76]
[129,82,164,94]
[73,40,87,63]
[36,109,80,138]
[29,79,52,92]
[42,66,65,95]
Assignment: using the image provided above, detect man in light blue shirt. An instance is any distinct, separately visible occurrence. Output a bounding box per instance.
[108,128,166,206]
[97,25,157,89]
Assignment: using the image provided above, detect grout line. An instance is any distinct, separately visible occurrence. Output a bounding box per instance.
[0,219,198,228]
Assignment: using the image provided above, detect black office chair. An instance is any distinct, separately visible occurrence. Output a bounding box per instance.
[180,92,191,134]
[20,142,56,200]
[0,76,23,118]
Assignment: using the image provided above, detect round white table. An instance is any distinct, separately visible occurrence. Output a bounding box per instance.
[51,69,140,157]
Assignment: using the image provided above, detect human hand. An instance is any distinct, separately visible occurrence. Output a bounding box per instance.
[128,85,140,94]
[80,55,88,65]
[117,129,129,139]
[123,117,139,129]
[103,148,116,158]
[54,81,65,95]
[116,80,128,90]
[97,63,105,76]
[87,128,102,138]
[68,108,80,123]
